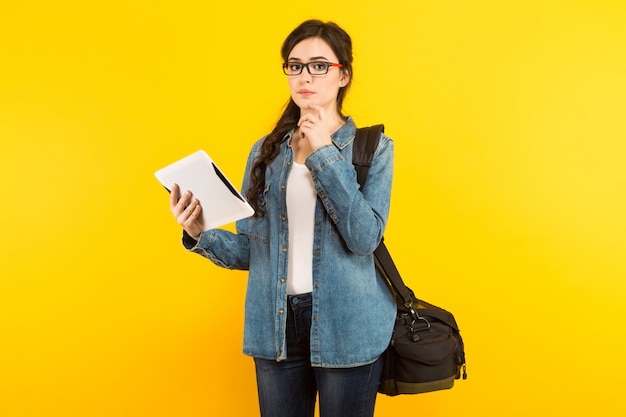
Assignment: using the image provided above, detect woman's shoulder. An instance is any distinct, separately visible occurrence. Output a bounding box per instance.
[250,130,293,153]
[378,130,393,145]
[249,134,270,154]
[354,122,394,152]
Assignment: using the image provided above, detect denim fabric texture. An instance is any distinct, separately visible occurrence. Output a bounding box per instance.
[254,292,383,417]
[185,117,397,367]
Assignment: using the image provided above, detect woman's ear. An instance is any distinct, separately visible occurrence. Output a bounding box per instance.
[339,70,350,87]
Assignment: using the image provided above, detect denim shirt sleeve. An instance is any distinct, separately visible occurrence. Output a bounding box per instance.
[183,228,250,270]
[180,141,263,270]
[305,133,393,255]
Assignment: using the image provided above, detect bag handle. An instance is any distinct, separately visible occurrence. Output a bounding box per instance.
[352,126,416,310]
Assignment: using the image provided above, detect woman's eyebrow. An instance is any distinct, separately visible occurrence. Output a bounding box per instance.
[287,56,330,62]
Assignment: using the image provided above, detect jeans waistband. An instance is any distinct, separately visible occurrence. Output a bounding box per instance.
[288,292,312,308]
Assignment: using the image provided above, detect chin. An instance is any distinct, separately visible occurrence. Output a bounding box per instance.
[294,98,315,109]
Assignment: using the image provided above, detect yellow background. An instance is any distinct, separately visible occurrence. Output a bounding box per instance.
[1,1,625,416]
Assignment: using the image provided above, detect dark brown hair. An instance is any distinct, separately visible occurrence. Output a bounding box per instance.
[245,20,354,216]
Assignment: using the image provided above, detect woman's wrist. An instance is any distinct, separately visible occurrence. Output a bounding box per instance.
[182,230,201,249]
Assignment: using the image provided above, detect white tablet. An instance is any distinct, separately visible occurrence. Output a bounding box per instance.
[155,150,255,231]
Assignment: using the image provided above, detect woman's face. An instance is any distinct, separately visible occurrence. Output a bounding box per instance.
[285,37,349,115]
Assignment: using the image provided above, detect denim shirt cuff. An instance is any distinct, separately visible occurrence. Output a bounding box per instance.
[182,229,216,250]
[305,144,343,176]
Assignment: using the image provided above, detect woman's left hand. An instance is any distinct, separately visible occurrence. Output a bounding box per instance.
[297,104,333,151]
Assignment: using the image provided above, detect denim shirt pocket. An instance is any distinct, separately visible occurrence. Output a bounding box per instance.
[248,181,271,243]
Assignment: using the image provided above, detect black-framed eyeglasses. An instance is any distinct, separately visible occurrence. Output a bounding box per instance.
[282,61,343,76]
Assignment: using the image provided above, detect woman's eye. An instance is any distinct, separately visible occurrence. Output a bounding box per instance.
[312,62,327,71]
[289,63,302,71]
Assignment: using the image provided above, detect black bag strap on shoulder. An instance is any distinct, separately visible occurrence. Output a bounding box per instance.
[352,125,415,311]
[353,124,384,191]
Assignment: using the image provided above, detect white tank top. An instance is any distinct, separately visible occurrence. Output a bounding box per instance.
[286,162,316,295]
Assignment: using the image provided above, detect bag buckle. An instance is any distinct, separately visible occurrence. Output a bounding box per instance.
[404,300,431,341]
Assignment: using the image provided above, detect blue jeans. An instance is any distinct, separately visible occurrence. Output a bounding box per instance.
[254,293,383,417]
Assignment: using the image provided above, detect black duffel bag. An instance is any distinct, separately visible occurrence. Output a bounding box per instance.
[377,290,467,395]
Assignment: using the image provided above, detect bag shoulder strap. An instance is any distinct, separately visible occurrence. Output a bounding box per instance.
[352,125,415,309]
[352,124,384,190]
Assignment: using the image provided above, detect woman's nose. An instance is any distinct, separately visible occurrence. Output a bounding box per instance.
[300,68,313,83]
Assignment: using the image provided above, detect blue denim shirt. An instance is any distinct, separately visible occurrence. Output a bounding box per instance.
[185,117,396,367]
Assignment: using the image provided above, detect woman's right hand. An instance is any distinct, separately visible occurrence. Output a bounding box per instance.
[170,183,204,240]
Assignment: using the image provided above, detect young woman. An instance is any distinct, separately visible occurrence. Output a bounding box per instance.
[169,19,396,417]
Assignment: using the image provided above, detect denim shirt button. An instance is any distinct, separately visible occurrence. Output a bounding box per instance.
[278,309,285,314]
[281,247,287,252]
[281,216,287,221]
[280,278,285,283]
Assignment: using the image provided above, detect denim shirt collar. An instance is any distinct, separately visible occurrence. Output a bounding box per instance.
[284,116,356,150]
